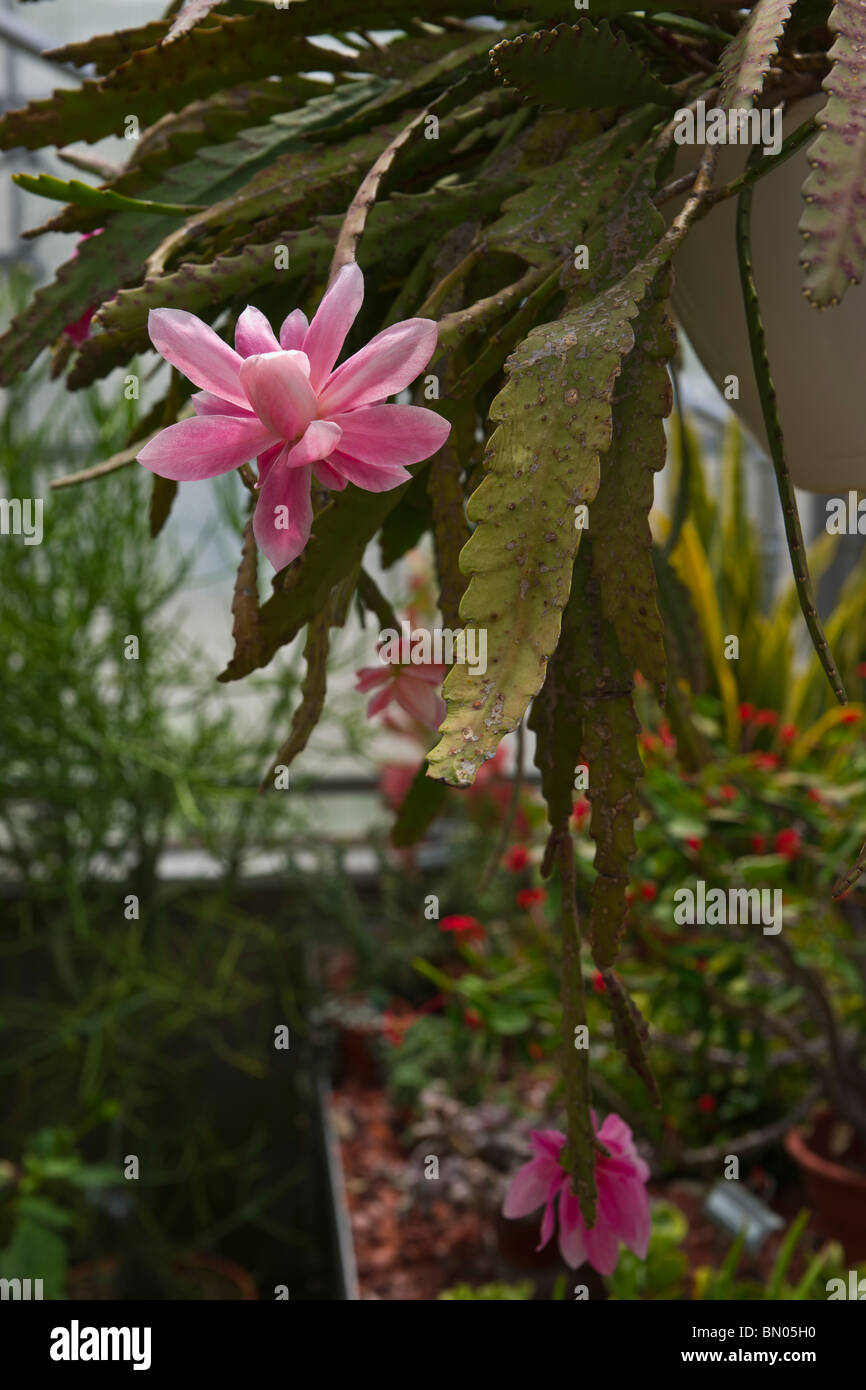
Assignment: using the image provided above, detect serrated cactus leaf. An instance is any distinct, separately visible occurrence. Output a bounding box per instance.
[589,276,675,697]
[69,181,509,389]
[491,21,672,112]
[800,0,866,306]
[572,544,643,970]
[601,971,660,1105]
[718,0,795,111]
[487,109,659,268]
[0,16,356,151]
[527,560,587,839]
[391,762,449,847]
[165,0,225,45]
[427,137,675,788]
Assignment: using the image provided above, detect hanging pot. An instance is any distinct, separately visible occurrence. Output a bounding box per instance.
[671,95,866,493]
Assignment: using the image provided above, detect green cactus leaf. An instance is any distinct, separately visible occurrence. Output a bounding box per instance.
[800,0,866,306]
[589,275,675,697]
[491,21,672,112]
[718,0,796,111]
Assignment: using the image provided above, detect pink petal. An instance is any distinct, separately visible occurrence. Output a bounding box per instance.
[280,308,309,350]
[318,318,439,413]
[253,450,313,571]
[503,1158,553,1220]
[192,390,254,418]
[394,673,446,729]
[326,404,450,466]
[557,1187,589,1269]
[303,261,364,392]
[284,419,342,469]
[598,1174,651,1259]
[313,457,348,490]
[239,352,317,441]
[530,1130,567,1161]
[257,443,283,486]
[148,308,247,409]
[235,305,280,357]
[355,666,391,693]
[582,1216,621,1277]
[366,685,394,718]
[327,450,411,493]
[413,663,448,685]
[138,414,276,481]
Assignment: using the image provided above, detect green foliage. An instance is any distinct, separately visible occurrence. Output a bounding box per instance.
[606,1202,859,1300]
[0,1129,116,1300]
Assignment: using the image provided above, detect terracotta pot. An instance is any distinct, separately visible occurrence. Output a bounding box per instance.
[785,1109,866,1260]
[671,95,866,493]
[67,1251,258,1301]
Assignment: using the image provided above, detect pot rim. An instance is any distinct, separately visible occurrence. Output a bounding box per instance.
[785,1117,866,1194]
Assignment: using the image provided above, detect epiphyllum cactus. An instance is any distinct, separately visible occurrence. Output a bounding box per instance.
[4,1,866,1250]
[138,264,450,570]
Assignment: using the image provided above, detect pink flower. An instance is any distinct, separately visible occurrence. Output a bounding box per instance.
[355,657,446,730]
[503,1117,650,1274]
[137,263,450,570]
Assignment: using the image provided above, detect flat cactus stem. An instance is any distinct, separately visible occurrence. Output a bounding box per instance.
[558,834,598,1225]
[736,170,848,707]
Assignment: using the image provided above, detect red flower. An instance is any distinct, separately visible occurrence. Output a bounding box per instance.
[592,972,606,994]
[697,1094,717,1114]
[659,720,676,749]
[719,784,738,802]
[780,723,798,744]
[527,1041,544,1061]
[751,752,780,770]
[841,709,862,725]
[440,914,484,937]
[382,1010,414,1047]
[685,836,703,852]
[807,788,823,804]
[640,732,660,753]
[516,887,547,909]
[572,797,590,827]
[464,1008,483,1030]
[504,844,530,873]
[753,709,778,727]
[750,834,767,854]
[739,702,756,721]
[640,882,658,902]
[774,828,802,860]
